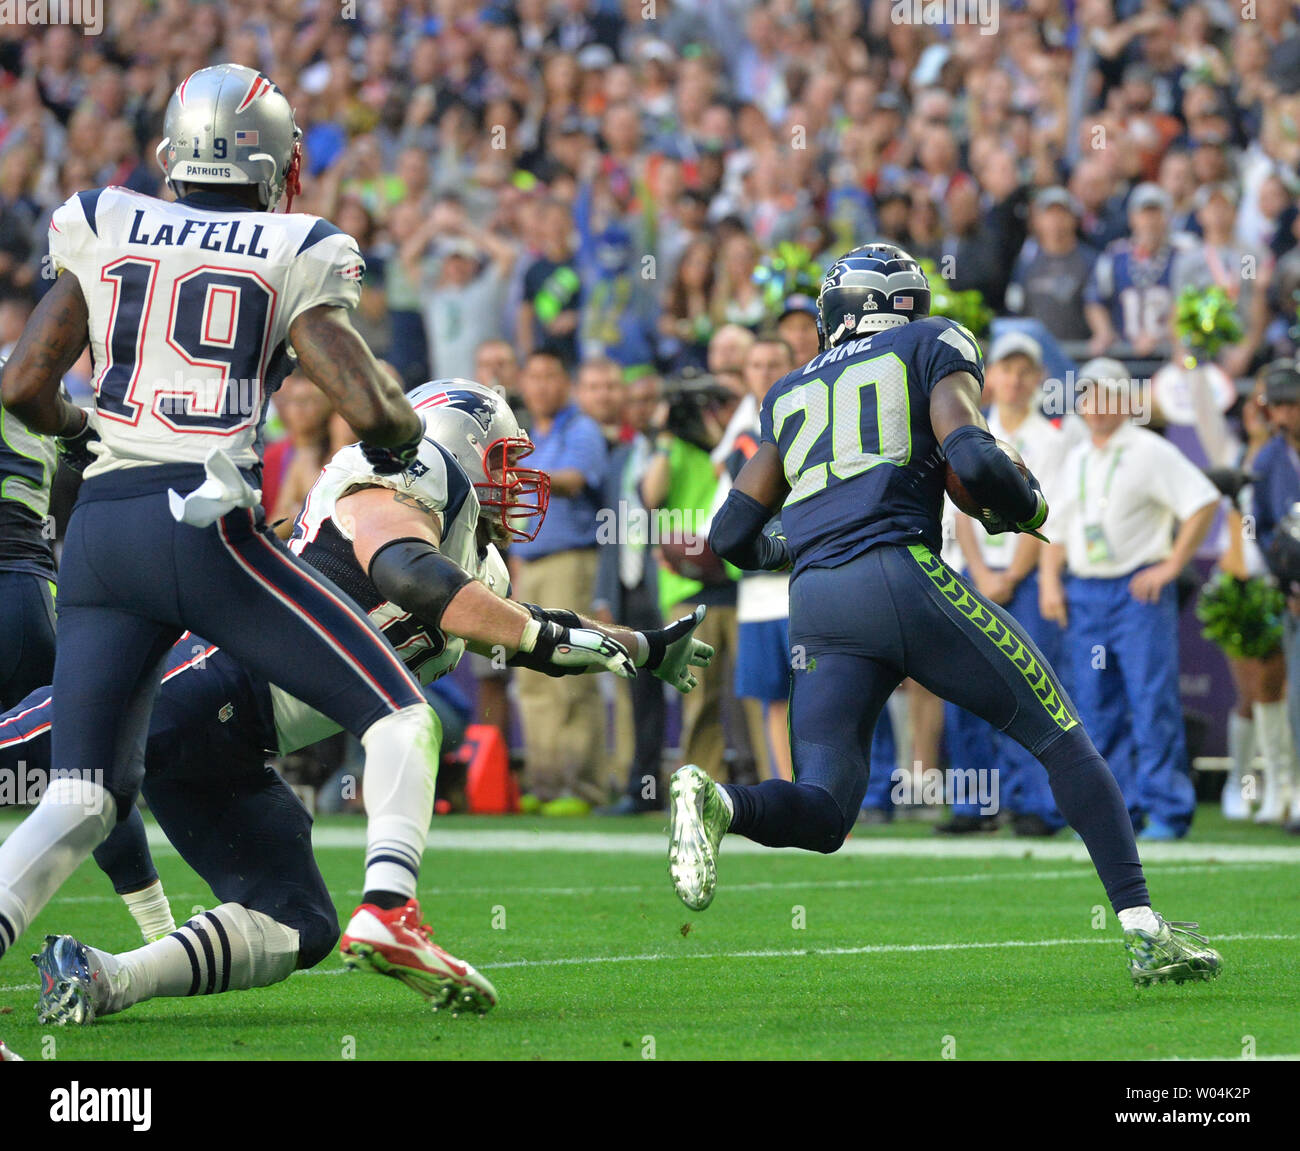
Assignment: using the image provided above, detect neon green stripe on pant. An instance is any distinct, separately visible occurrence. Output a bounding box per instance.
[906,542,1077,734]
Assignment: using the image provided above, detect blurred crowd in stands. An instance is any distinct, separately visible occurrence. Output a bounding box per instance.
[4,0,1300,834]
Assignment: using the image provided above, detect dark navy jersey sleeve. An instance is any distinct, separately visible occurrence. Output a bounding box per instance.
[902,316,985,395]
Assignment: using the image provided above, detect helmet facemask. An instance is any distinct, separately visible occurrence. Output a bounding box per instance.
[477,437,550,545]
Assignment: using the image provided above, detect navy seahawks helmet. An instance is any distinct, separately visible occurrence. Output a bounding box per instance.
[816,243,931,349]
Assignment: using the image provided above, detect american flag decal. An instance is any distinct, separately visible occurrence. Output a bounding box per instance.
[235,130,259,147]
[894,295,914,309]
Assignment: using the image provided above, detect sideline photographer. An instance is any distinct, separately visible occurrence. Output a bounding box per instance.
[639,371,748,783]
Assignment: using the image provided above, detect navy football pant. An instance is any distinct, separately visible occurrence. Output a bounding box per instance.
[55,467,426,815]
[1,641,337,965]
[723,544,1149,913]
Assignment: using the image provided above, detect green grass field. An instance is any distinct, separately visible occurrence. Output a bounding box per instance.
[1,807,1298,1061]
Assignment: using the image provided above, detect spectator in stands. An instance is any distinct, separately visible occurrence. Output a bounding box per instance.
[575,357,626,445]
[475,338,522,410]
[518,198,584,369]
[1007,188,1098,345]
[512,351,609,812]
[1040,359,1219,839]
[640,371,744,784]
[659,236,716,372]
[775,297,821,368]
[593,371,666,815]
[1086,184,1179,359]
[403,195,517,382]
[728,337,797,782]
[1172,183,1271,378]
[263,376,334,538]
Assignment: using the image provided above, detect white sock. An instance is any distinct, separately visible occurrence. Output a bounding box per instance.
[0,777,115,958]
[121,879,176,943]
[103,903,300,1015]
[360,704,440,900]
[1118,906,1160,934]
[716,781,735,824]
[1252,700,1294,817]
[1227,712,1255,779]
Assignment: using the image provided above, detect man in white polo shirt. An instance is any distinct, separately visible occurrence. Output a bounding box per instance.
[1040,358,1219,839]
[944,333,1069,835]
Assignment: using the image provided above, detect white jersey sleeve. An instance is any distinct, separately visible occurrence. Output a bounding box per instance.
[47,192,99,282]
[282,224,365,330]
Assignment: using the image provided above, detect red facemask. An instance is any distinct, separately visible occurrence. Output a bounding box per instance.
[283,140,303,212]
[478,437,551,542]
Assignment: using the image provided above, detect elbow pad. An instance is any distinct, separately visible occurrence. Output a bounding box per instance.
[709,489,789,572]
[368,536,473,630]
[941,425,1039,525]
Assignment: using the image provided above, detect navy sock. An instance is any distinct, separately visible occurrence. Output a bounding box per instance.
[1038,726,1150,912]
[722,779,849,854]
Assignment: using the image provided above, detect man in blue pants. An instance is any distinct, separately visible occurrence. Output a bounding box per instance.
[1038,359,1218,839]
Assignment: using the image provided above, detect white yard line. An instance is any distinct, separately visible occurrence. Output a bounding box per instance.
[3,819,1299,864]
[1,933,1292,994]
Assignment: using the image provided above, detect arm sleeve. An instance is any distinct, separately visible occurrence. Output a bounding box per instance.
[941,425,1039,524]
[708,487,790,571]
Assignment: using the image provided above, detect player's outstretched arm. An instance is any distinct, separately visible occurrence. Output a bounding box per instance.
[1,273,90,437]
[709,441,793,571]
[290,305,422,453]
[931,370,1047,537]
[339,486,634,678]
[517,603,714,692]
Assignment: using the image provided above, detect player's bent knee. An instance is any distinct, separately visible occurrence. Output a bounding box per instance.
[294,906,341,970]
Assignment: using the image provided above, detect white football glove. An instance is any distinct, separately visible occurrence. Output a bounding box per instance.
[642,605,714,693]
[517,619,637,679]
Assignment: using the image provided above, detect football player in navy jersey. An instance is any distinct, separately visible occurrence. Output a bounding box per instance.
[670,243,1221,987]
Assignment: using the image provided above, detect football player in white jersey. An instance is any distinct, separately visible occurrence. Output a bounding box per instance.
[0,64,635,1017]
[10,379,711,1024]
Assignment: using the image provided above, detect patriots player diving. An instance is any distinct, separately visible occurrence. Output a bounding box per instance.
[8,379,711,1024]
[672,243,1222,987]
[0,61,667,1020]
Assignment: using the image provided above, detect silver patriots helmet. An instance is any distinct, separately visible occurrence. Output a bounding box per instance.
[156,64,303,210]
[408,379,551,544]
